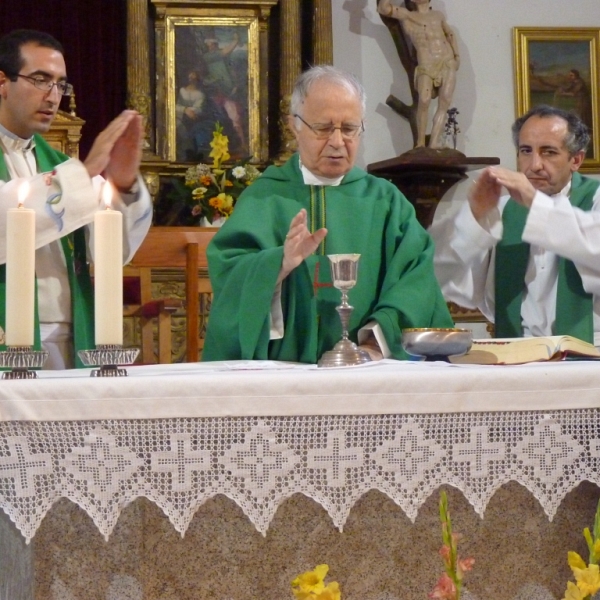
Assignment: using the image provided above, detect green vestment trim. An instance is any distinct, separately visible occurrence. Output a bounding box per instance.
[0,135,95,367]
[495,171,599,341]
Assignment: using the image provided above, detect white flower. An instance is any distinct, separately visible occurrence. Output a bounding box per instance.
[231,166,246,179]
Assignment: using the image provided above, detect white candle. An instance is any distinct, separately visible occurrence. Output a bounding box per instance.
[5,182,36,347]
[94,182,123,346]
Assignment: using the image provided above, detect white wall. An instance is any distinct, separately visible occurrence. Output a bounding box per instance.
[332,0,600,214]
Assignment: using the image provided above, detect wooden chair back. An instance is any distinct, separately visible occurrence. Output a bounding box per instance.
[127,227,217,362]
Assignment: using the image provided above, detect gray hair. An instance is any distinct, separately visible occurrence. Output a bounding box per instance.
[512,104,590,156]
[290,65,366,122]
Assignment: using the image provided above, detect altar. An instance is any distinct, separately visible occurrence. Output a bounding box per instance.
[1,359,599,600]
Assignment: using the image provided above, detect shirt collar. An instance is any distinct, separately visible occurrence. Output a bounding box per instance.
[560,179,572,197]
[0,123,35,153]
[299,157,344,187]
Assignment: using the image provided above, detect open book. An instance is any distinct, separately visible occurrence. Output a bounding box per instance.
[448,335,600,365]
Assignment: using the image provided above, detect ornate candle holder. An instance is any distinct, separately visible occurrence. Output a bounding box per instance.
[78,345,139,377]
[0,346,48,379]
[318,254,372,368]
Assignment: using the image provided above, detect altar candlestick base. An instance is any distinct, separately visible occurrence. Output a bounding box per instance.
[78,345,139,377]
[0,346,48,379]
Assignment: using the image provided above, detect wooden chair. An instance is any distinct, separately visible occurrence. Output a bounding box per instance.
[125,227,217,363]
[122,269,183,364]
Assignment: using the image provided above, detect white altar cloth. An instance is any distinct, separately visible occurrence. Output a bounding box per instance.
[0,359,599,541]
[1,358,600,421]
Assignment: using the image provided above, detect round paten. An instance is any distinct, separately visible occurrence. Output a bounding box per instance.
[401,327,472,359]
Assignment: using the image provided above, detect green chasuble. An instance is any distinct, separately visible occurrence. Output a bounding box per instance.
[203,153,453,363]
[0,135,95,367]
[495,171,600,342]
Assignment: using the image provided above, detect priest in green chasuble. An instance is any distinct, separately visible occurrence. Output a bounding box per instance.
[203,65,453,363]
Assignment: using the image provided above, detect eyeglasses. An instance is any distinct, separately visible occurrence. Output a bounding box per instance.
[12,74,73,96]
[294,114,364,140]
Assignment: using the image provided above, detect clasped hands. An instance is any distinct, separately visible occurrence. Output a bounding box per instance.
[469,166,537,222]
[84,110,144,193]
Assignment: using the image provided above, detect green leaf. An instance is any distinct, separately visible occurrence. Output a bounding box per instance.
[593,498,600,545]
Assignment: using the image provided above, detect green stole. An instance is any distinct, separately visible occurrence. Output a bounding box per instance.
[0,135,95,367]
[495,172,599,341]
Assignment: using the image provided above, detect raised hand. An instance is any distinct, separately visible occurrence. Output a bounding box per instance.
[84,110,144,192]
[485,166,536,208]
[277,209,328,284]
[468,167,503,222]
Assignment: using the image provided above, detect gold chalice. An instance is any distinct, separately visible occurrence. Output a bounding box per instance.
[317,254,372,367]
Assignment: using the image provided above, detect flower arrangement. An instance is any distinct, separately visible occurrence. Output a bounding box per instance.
[291,564,341,600]
[561,498,600,600]
[176,122,261,225]
[429,490,475,600]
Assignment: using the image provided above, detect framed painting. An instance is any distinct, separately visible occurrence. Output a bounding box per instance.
[513,27,600,172]
[513,27,600,173]
[162,14,261,164]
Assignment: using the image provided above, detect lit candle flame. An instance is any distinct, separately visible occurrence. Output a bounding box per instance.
[102,181,114,209]
[17,181,30,208]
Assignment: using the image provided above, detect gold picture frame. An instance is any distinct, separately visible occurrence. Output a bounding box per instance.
[154,8,265,165]
[167,15,259,164]
[513,27,600,173]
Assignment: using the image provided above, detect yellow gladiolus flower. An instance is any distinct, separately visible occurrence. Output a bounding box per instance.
[291,564,329,594]
[560,499,600,600]
[562,581,587,600]
[209,130,231,167]
[315,581,341,600]
[573,564,600,596]
[291,591,313,600]
[569,552,588,571]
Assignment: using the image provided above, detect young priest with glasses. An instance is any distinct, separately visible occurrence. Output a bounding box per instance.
[0,29,152,369]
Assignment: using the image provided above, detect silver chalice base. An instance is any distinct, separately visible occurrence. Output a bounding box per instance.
[317,253,372,368]
[318,339,372,368]
[78,345,140,377]
[0,346,49,379]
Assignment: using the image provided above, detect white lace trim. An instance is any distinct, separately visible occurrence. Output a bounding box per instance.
[1,409,598,543]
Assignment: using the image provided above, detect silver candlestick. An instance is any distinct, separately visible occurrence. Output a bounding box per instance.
[318,254,372,368]
[78,345,139,377]
[0,346,48,379]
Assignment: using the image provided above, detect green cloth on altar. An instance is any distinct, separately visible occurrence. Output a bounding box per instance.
[0,135,95,367]
[495,171,599,342]
[203,154,454,363]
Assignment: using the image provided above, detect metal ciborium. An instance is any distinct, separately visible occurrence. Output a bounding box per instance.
[318,254,372,368]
